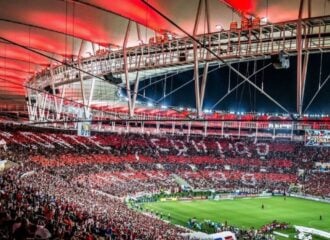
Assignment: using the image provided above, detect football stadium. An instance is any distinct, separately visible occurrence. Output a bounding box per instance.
[0,0,330,240]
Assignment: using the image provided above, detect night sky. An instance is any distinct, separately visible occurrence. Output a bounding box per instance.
[133,53,330,114]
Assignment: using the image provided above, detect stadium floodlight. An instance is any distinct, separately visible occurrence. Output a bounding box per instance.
[147,102,154,107]
[161,105,168,109]
[261,17,268,24]
[215,24,223,31]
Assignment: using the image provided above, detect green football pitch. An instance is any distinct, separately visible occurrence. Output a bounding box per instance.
[142,197,330,232]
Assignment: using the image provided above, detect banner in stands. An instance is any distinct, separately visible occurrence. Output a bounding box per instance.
[181,231,236,240]
[0,131,287,157]
[305,130,330,147]
[77,121,91,137]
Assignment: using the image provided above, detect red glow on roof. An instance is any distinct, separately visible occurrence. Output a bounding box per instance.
[260,5,299,22]
[225,0,257,13]
[0,59,35,73]
[0,44,50,65]
[0,68,30,79]
[0,74,26,82]
[85,0,172,33]
[0,87,25,95]
[2,30,76,57]
[28,11,110,44]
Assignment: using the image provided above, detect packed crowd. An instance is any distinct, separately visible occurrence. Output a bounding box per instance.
[0,125,329,239]
[0,164,186,240]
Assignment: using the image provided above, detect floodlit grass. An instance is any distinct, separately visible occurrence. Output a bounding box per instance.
[142,197,330,232]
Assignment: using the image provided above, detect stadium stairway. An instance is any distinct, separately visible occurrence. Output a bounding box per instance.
[172,174,193,190]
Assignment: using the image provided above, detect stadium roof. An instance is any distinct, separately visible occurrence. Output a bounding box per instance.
[0,0,329,112]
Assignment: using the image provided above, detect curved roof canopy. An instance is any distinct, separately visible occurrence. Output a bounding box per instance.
[0,0,329,110]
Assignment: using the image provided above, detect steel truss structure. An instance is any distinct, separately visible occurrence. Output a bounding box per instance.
[27,15,330,118]
[24,0,330,135]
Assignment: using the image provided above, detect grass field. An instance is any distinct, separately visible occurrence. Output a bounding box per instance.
[142,197,330,234]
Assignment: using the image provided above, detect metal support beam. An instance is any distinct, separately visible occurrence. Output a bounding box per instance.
[78,61,88,119]
[300,0,312,114]
[123,20,133,117]
[296,0,305,115]
[157,63,221,104]
[78,40,87,59]
[141,0,291,115]
[26,89,33,121]
[211,63,272,110]
[131,56,142,117]
[138,71,180,93]
[301,52,309,110]
[204,0,211,59]
[304,73,330,113]
[77,40,88,119]
[88,78,96,107]
[200,62,209,110]
[136,23,142,44]
[193,44,201,117]
[91,42,96,55]
[49,66,59,115]
[193,0,203,118]
[205,0,211,34]
[57,85,66,120]
[40,94,48,120]
[131,73,140,116]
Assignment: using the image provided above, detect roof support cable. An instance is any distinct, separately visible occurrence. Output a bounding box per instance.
[318,51,323,89]
[227,65,231,93]
[141,0,291,115]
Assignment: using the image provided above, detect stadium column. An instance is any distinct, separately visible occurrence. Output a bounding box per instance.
[32,87,40,121]
[193,0,210,118]
[78,61,88,119]
[25,89,32,121]
[297,0,310,116]
[84,42,96,109]
[131,69,141,117]
[204,0,211,58]
[78,40,88,119]
[123,22,142,118]
[130,23,143,117]
[28,83,38,121]
[136,22,143,44]
[57,85,66,121]
[302,0,312,112]
[200,62,209,111]
[25,82,34,121]
[39,92,48,121]
[130,23,143,118]
[193,0,202,118]
[87,78,95,108]
[49,65,59,119]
